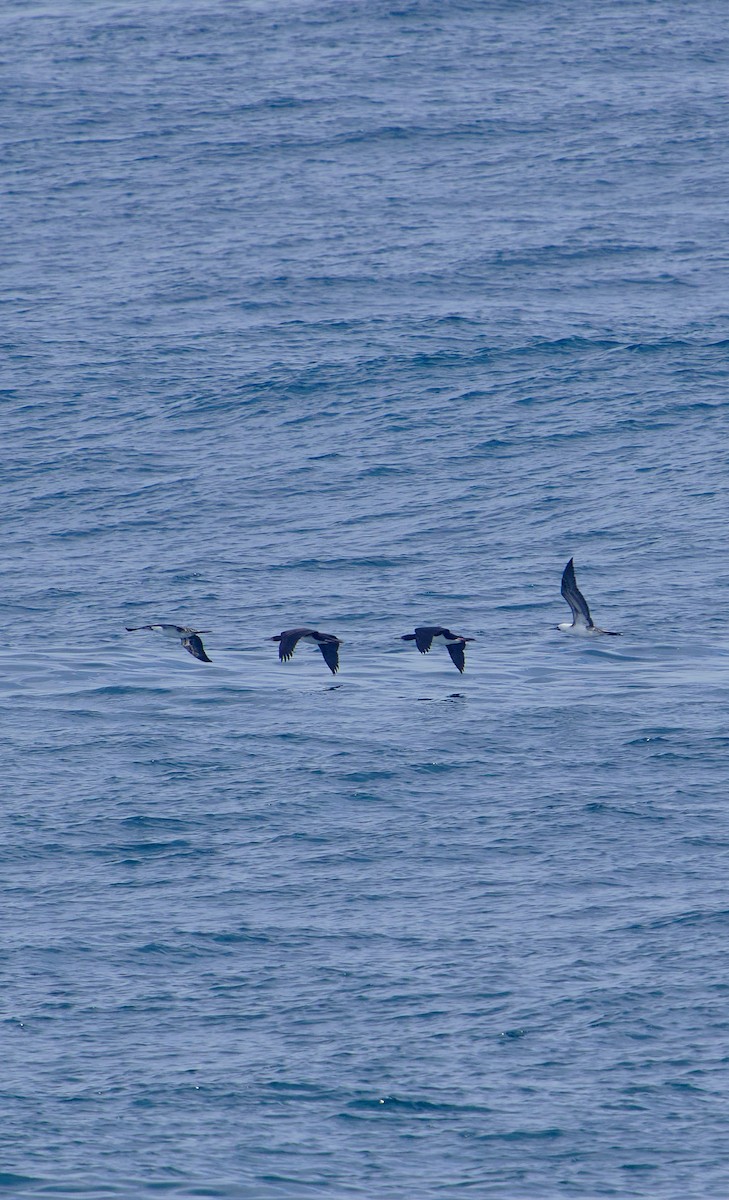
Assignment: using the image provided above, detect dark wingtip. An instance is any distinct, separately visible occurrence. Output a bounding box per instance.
[185,634,212,663]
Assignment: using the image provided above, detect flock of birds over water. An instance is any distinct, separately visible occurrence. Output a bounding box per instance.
[126,559,619,676]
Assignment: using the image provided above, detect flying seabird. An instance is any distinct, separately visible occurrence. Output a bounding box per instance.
[125,624,213,662]
[401,626,474,673]
[269,628,342,675]
[558,559,619,636]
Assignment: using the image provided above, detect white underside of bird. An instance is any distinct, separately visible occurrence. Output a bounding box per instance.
[557,619,602,636]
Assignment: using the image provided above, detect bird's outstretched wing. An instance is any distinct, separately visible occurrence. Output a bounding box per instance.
[446,641,466,673]
[182,634,212,662]
[278,629,305,662]
[318,640,340,675]
[414,627,436,654]
[561,559,593,629]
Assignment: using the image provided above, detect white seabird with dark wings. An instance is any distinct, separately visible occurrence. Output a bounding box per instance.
[125,623,213,662]
[558,559,619,636]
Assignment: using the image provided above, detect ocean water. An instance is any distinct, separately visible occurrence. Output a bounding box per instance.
[3,1,729,1196]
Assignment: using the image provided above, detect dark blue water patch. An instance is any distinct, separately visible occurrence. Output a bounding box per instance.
[115,839,196,855]
[626,909,729,933]
[200,929,273,947]
[266,1080,336,1100]
[0,1174,40,1191]
[341,769,397,782]
[344,1094,494,1116]
[472,1127,564,1143]
[119,816,195,831]
[270,555,409,571]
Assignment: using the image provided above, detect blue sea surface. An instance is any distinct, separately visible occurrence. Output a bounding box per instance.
[3,1,729,1196]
